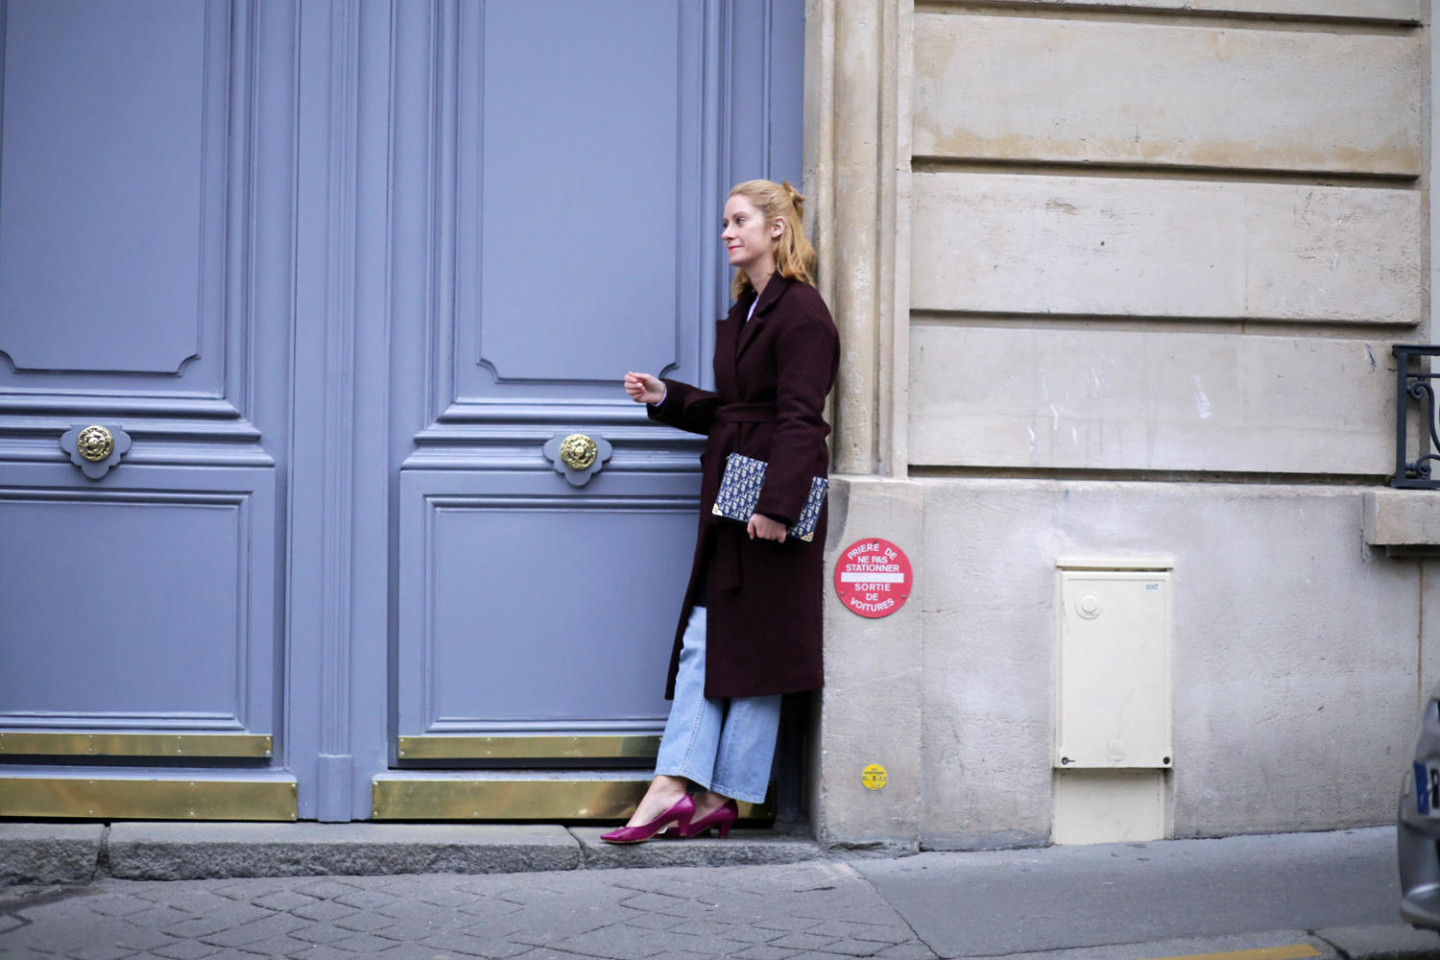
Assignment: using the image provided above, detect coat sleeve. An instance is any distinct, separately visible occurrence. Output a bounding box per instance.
[647,377,722,436]
[754,309,839,526]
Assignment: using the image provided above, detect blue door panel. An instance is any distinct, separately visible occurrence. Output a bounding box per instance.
[0,0,294,431]
[0,0,294,786]
[398,470,695,735]
[727,0,806,194]
[420,0,708,415]
[0,0,229,380]
[468,0,693,387]
[0,463,277,734]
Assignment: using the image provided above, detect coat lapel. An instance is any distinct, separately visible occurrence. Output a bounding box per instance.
[735,277,789,361]
[714,308,742,399]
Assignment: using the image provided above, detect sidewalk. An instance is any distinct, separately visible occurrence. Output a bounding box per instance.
[0,823,1435,960]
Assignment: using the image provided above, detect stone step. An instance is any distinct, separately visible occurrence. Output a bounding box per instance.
[0,821,823,884]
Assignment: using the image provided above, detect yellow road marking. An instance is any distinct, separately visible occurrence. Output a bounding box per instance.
[1145,946,1323,960]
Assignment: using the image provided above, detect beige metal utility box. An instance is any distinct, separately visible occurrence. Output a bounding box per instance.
[1056,568,1173,769]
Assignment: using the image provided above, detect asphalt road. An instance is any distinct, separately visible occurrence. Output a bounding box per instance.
[854,828,1403,958]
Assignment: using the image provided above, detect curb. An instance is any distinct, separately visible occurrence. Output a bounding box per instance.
[1316,923,1440,960]
[955,927,1440,960]
[0,821,826,884]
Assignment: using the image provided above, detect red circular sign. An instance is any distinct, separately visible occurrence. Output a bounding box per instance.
[835,538,912,618]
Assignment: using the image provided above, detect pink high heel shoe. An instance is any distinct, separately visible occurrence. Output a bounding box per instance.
[600,794,695,844]
[673,798,738,839]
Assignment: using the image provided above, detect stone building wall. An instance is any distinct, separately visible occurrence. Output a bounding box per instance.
[805,0,1434,849]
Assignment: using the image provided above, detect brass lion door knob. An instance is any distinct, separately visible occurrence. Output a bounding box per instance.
[543,432,613,487]
[60,423,133,479]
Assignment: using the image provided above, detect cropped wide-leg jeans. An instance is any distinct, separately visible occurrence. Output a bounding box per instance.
[653,606,782,804]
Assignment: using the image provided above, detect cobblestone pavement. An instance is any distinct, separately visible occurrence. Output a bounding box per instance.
[0,861,937,960]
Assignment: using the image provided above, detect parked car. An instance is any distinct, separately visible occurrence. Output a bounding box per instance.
[1400,683,1440,928]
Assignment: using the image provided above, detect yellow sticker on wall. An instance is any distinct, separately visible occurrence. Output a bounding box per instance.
[862,764,887,790]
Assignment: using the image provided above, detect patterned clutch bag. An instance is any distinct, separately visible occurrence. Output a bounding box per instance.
[711,453,828,542]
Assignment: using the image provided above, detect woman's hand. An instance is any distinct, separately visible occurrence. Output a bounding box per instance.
[624,372,665,405]
[747,512,787,543]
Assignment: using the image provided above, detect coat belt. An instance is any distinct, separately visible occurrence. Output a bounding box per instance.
[713,401,778,424]
[702,401,781,595]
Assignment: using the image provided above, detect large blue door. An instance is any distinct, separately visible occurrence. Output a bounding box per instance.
[0,0,802,822]
[0,0,297,816]
[374,0,805,820]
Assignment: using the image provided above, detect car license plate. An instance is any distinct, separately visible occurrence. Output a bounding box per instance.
[1416,762,1440,815]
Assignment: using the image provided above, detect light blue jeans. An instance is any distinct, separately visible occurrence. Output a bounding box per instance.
[653,606,782,804]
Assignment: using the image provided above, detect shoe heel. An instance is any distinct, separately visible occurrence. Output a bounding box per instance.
[717,822,732,839]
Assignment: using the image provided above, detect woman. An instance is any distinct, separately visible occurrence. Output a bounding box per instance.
[607,180,839,843]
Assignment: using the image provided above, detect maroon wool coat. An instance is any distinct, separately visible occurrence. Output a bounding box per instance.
[648,275,840,699]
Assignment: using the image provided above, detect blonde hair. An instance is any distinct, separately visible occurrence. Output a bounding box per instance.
[728,179,817,300]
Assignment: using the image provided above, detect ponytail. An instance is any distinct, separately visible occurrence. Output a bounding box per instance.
[728,179,817,300]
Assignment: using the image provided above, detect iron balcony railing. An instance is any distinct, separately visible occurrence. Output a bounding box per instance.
[1393,344,1440,488]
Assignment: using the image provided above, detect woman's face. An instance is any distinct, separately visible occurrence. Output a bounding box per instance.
[721,194,782,278]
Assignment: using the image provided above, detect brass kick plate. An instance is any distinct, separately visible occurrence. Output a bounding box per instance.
[396,734,659,762]
[0,776,297,820]
[0,732,273,759]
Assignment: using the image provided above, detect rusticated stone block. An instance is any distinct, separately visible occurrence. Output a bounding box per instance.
[0,823,102,884]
